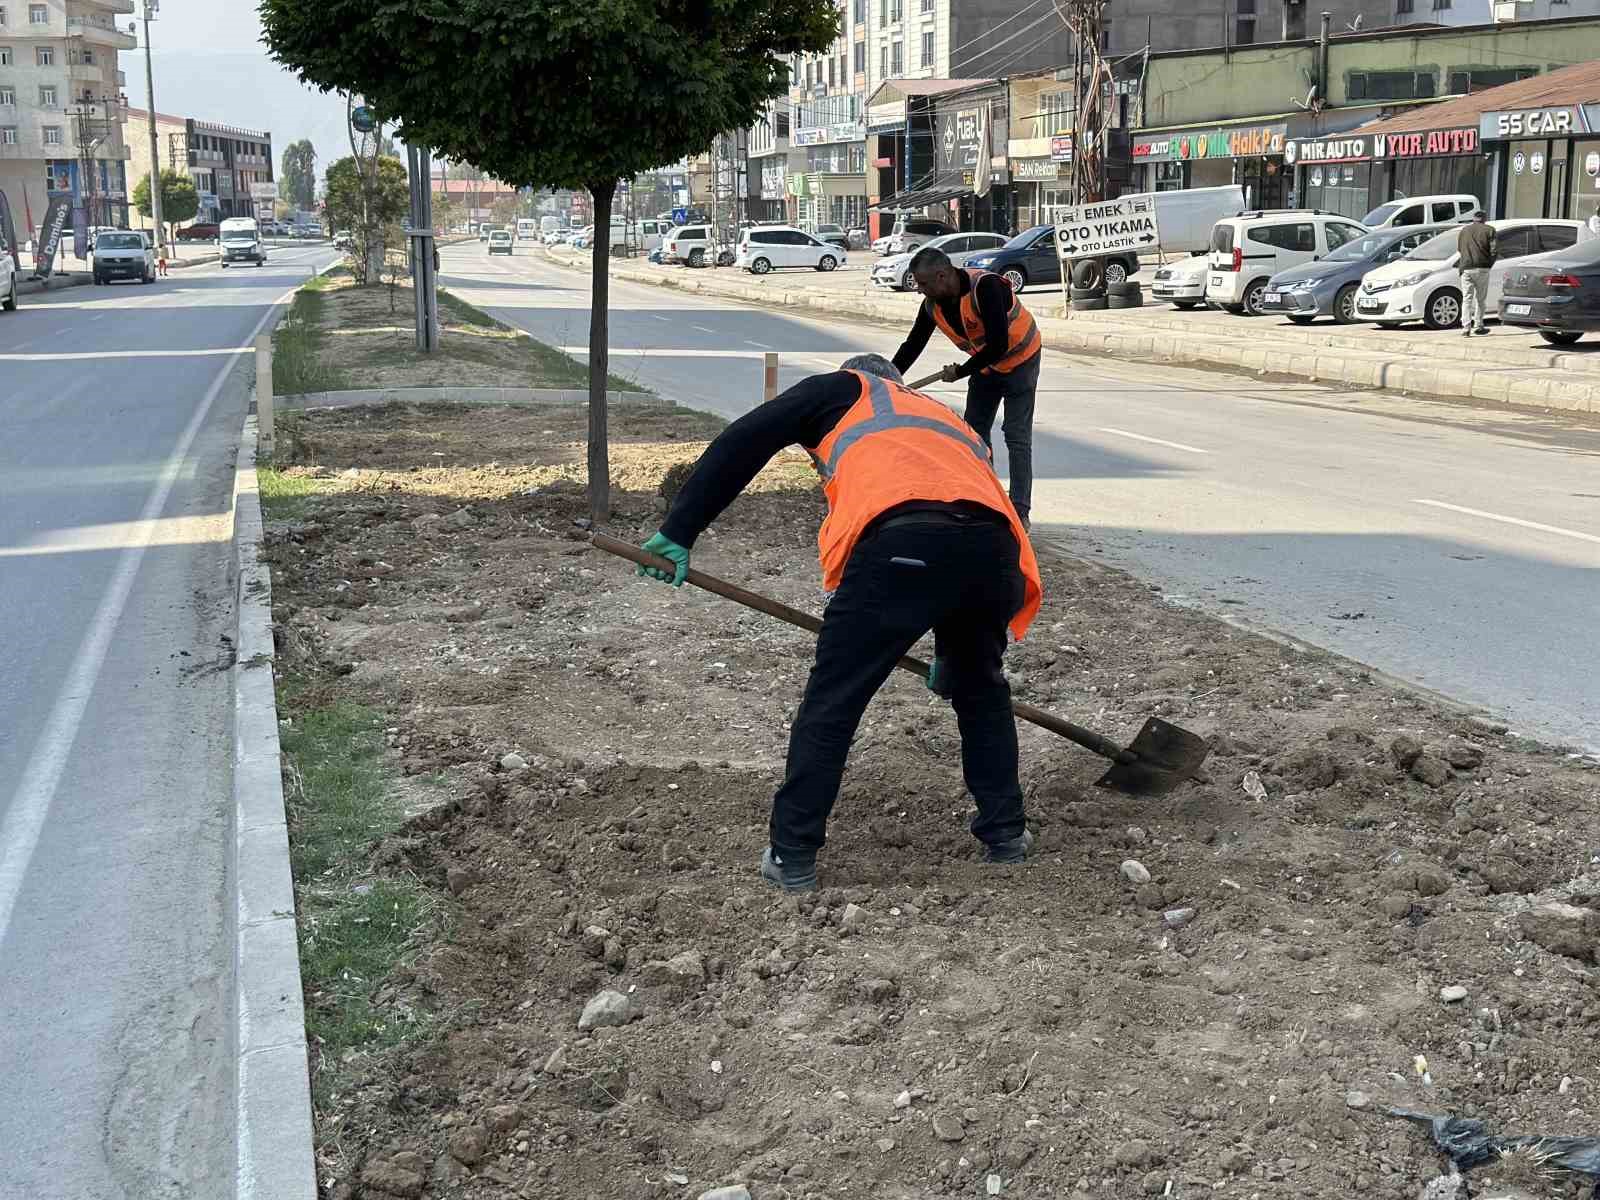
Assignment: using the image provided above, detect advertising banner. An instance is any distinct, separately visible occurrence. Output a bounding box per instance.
[36,194,71,277]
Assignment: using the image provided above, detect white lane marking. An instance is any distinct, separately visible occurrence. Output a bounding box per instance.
[1414,499,1600,546]
[0,268,315,947]
[558,346,765,358]
[692,324,717,334]
[649,315,670,322]
[1096,427,1211,455]
[744,340,773,349]
[0,348,250,361]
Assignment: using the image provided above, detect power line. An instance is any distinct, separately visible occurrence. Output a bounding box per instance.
[949,10,1063,73]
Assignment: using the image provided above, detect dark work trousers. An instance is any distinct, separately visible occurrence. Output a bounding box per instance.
[769,514,1027,866]
[963,351,1040,522]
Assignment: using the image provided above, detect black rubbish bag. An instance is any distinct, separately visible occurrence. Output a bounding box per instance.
[1389,1108,1600,1177]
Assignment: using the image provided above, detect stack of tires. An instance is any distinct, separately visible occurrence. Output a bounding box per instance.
[1067,259,1144,312]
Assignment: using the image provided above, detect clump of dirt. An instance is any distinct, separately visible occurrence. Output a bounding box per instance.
[266,402,1600,1200]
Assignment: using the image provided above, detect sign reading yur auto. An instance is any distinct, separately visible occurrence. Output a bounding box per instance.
[1053,194,1160,260]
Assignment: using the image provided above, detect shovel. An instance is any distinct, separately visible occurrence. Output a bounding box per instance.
[591,533,1209,796]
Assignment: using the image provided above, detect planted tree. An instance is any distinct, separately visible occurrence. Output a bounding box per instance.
[324,154,409,284]
[133,169,198,246]
[281,138,318,211]
[260,0,837,521]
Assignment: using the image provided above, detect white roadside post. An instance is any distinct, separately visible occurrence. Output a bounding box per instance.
[256,334,275,450]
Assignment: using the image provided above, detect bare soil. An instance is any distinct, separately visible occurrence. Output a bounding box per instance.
[305,273,600,391]
[265,402,1600,1200]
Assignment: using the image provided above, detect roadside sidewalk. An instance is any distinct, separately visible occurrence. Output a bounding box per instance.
[544,246,1600,415]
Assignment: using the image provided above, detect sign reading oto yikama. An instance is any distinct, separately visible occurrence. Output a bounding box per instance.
[1054,194,1160,260]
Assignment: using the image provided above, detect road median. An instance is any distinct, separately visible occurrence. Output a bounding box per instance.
[539,247,1600,415]
[246,393,1600,1200]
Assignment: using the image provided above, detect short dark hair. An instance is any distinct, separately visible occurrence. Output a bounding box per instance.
[909,246,952,275]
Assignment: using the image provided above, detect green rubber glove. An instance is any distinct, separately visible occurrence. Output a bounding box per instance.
[926,656,953,699]
[638,531,690,587]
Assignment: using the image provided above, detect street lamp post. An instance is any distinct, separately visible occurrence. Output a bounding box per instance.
[141,0,165,256]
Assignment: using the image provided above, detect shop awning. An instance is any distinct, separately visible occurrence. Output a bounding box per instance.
[868,184,969,212]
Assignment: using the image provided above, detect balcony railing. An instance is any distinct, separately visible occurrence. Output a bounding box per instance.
[65,16,138,48]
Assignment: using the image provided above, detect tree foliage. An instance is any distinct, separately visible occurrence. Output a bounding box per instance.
[324,154,410,283]
[281,138,318,210]
[260,0,838,519]
[132,168,199,227]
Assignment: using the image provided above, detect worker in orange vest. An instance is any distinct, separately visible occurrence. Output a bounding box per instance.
[893,247,1043,526]
[636,355,1043,892]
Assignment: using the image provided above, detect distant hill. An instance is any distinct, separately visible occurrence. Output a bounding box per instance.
[124,49,353,190]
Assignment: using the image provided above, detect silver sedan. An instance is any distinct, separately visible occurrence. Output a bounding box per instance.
[871,231,1010,291]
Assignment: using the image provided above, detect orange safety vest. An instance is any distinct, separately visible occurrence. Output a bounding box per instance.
[811,371,1043,641]
[928,268,1042,375]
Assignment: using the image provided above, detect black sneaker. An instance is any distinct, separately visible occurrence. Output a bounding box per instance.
[760,848,818,893]
[984,828,1037,864]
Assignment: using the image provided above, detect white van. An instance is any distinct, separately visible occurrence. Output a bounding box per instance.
[1361,194,1479,230]
[219,217,266,267]
[1206,210,1369,314]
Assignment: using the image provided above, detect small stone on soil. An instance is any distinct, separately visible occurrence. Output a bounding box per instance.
[1441,737,1484,769]
[1410,754,1452,788]
[696,1188,752,1200]
[542,1044,568,1075]
[577,989,632,1031]
[500,752,528,771]
[1120,860,1152,885]
[931,1111,965,1142]
[839,902,869,932]
[1114,1139,1154,1167]
[360,1160,424,1198]
[1389,735,1424,770]
[1345,1090,1372,1110]
[1162,907,1196,929]
[875,1137,896,1153]
[1439,984,1469,1003]
[894,1089,912,1108]
[447,1124,490,1165]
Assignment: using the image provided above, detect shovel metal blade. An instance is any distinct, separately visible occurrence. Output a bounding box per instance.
[1093,717,1211,796]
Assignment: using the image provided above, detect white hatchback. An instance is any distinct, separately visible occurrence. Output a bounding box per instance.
[1149,254,1210,308]
[1206,212,1370,315]
[736,225,843,274]
[1353,219,1589,330]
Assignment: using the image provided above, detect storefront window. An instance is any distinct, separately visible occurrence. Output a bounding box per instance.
[1154,161,1185,192]
[1565,139,1600,225]
[1504,140,1550,219]
[1391,156,1487,209]
[1302,162,1374,220]
[1040,186,1072,224]
[1236,156,1286,210]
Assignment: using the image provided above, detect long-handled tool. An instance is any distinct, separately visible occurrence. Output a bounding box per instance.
[592,533,1209,796]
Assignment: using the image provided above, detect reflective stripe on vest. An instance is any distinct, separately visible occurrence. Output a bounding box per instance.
[811,372,990,481]
[928,268,1041,375]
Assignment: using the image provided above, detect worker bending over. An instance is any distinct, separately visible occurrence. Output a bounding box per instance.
[637,355,1042,892]
[892,247,1042,526]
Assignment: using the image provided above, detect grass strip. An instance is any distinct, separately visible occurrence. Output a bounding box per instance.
[279,693,439,1101]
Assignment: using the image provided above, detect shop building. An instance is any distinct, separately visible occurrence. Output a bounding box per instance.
[186,118,272,222]
[1133,120,1292,207]
[863,77,989,237]
[746,98,794,224]
[1134,14,1600,215]
[1288,125,1484,218]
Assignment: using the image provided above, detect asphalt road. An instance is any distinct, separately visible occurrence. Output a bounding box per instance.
[0,243,338,1198]
[444,243,1600,753]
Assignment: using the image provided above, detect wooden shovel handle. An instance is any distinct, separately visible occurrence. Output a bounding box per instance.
[590,533,1132,764]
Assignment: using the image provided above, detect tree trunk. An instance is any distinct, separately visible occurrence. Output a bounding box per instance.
[587,181,614,523]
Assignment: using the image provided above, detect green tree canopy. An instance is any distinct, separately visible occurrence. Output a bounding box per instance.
[323,154,408,232]
[261,0,837,518]
[281,138,317,210]
[132,169,199,227]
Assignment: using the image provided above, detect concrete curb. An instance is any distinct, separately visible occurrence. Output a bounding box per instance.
[17,272,89,296]
[537,247,1599,415]
[230,413,318,1200]
[278,385,665,410]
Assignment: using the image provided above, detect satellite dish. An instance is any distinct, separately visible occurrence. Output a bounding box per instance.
[1347,13,1364,29]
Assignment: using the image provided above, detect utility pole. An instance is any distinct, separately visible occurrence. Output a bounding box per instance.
[141,0,165,256]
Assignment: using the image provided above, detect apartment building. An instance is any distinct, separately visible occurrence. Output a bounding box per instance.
[185,117,272,222]
[1392,0,1600,27]
[0,0,134,234]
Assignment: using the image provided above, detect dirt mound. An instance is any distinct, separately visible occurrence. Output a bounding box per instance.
[267,404,1600,1200]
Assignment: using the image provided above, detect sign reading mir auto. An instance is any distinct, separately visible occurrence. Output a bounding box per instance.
[1286,127,1478,166]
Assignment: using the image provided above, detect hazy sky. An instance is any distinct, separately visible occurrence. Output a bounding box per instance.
[122,0,353,190]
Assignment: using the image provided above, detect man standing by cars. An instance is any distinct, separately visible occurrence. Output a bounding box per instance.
[892,247,1043,525]
[635,354,1043,892]
[1458,210,1496,337]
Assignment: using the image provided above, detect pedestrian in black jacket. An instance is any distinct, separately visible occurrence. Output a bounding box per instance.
[1458,211,1496,336]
